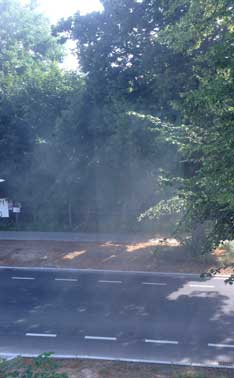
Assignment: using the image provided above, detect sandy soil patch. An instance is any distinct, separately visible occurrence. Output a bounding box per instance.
[0,238,217,273]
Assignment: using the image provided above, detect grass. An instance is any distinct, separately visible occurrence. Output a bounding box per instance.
[173,372,210,378]
[173,373,206,378]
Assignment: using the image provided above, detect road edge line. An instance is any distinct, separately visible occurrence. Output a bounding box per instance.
[0,266,209,277]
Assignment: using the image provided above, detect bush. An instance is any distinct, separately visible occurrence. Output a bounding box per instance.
[0,353,68,378]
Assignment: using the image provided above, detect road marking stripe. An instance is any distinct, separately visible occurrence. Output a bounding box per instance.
[54,278,78,282]
[208,343,234,349]
[12,277,35,280]
[2,265,232,278]
[213,277,226,280]
[85,336,117,341]
[98,280,122,284]
[26,333,57,337]
[145,339,178,345]
[189,284,215,288]
[142,282,167,286]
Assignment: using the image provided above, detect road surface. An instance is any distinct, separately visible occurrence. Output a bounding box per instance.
[0,231,155,243]
[0,267,234,368]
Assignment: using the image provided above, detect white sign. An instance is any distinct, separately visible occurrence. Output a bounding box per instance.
[0,199,9,218]
[13,207,21,213]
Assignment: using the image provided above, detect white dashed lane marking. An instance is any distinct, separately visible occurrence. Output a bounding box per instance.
[26,333,57,338]
[142,282,167,286]
[98,280,122,284]
[145,339,178,345]
[85,336,117,341]
[12,277,35,280]
[54,278,78,282]
[189,284,215,288]
[208,343,234,349]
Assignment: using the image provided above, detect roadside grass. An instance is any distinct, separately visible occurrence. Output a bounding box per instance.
[173,371,213,378]
[0,354,68,378]
[0,355,233,378]
[173,373,206,378]
[69,363,233,378]
[150,238,234,275]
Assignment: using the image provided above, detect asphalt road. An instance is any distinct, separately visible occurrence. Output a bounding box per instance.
[0,267,234,368]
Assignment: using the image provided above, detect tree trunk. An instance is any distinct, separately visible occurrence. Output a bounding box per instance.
[191,222,206,256]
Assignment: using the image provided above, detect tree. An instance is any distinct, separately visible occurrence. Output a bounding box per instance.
[0,0,83,227]
[0,0,63,94]
[55,0,193,118]
[0,0,64,183]
[2,0,233,243]
[136,0,234,253]
[52,0,187,231]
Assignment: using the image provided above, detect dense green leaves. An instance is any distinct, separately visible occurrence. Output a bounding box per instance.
[1,0,234,252]
[0,0,63,94]
[0,0,81,225]
[135,0,234,252]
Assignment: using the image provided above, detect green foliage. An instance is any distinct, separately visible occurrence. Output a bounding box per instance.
[167,0,233,251]
[55,0,193,118]
[130,0,234,253]
[1,0,234,252]
[0,353,68,378]
[0,0,66,196]
[50,0,182,232]
[0,0,63,94]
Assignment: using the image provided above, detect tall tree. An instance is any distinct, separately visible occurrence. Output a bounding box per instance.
[54,0,193,118]
[0,0,76,226]
[52,0,186,231]
[137,0,234,253]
